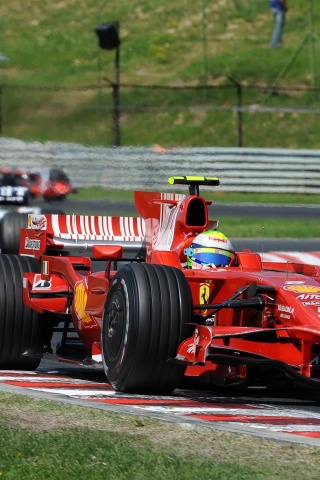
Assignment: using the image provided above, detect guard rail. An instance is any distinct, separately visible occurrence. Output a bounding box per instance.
[1,137,320,193]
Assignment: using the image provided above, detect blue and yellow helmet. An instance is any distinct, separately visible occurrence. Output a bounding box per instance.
[185,230,234,269]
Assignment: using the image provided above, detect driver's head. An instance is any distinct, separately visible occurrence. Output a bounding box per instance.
[185,230,234,269]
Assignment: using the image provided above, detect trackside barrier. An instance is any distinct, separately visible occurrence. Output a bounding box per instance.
[2,137,320,193]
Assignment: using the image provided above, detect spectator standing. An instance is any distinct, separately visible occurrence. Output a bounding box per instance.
[269,0,288,48]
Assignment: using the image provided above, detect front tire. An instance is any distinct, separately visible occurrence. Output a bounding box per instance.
[102,263,192,394]
[0,255,44,370]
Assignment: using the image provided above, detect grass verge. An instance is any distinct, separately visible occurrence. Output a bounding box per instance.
[0,393,319,480]
[218,218,320,239]
[69,188,320,206]
[66,188,320,238]
[1,0,320,147]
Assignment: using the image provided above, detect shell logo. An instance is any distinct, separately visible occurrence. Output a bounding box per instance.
[74,283,92,324]
[284,285,320,294]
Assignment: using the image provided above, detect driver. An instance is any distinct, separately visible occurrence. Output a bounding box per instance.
[185,230,234,269]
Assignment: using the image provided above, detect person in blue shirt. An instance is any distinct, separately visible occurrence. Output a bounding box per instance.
[269,0,288,48]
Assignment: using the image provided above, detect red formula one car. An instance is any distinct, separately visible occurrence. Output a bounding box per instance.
[28,168,76,201]
[1,176,320,394]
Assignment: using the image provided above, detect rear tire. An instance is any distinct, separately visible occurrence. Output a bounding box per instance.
[0,212,28,254]
[102,263,192,394]
[0,255,44,370]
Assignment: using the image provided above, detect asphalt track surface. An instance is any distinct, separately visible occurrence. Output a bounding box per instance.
[1,199,320,447]
[62,198,320,220]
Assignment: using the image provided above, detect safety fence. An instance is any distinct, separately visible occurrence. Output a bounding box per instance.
[0,82,320,149]
[1,137,320,194]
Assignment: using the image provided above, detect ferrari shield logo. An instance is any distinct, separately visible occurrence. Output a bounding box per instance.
[199,283,210,313]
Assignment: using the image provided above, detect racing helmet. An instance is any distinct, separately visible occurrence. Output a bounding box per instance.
[185,230,234,269]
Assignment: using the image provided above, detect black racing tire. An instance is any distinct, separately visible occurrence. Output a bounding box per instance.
[0,255,44,370]
[0,212,28,254]
[101,263,193,394]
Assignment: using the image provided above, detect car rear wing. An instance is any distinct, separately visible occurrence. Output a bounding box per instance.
[19,178,220,261]
[19,213,146,260]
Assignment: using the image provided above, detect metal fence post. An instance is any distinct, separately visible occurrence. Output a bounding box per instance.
[236,82,243,148]
[229,77,243,147]
[112,27,121,147]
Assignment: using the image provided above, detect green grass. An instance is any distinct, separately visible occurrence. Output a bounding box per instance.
[66,188,320,238]
[69,187,134,202]
[70,187,320,205]
[0,0,320,147]
[0,393,319,480]
[220,217,320,238]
